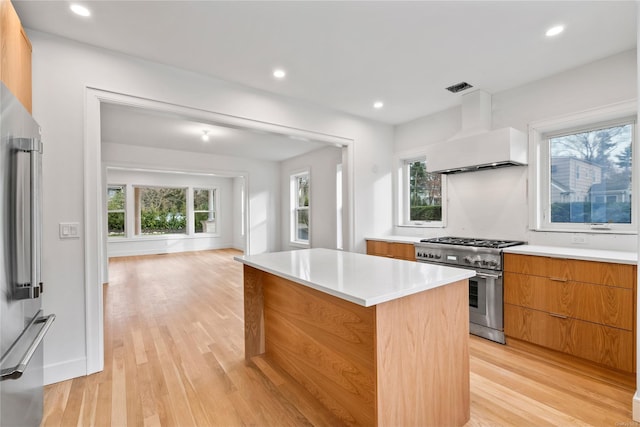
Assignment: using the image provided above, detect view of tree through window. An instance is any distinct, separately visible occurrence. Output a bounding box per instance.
[194,188,216,233]
[136,187,187,235]
[107,185,126,237]
[549,122,633,224]
[408,160,442,222]
[292,173,310,243]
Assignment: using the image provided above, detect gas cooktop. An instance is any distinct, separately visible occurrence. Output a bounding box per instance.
[419,236,525,249]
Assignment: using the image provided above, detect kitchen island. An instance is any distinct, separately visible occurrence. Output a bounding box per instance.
[234,248,474,427]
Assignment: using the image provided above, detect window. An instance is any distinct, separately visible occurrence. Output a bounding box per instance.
[135,186,187,235]
[194,188,217,234]
[533,105,636,233]
[107,185,126,237]
[291,171,310,244]
[401,158,444,226]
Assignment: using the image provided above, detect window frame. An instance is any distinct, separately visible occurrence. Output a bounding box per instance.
[134,185,188,237]
[529,100,637,234]
[290,169,311,246]
[106,184,126,238]
[193,187,219,235]
[395,153,446,228]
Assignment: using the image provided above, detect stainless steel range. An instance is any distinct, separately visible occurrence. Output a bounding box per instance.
[414,236,525,344]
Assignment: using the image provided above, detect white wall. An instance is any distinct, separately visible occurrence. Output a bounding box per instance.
[394,49,637,251]
[280,146,344,250]
[104,166,236,257]
[30,31,393,384]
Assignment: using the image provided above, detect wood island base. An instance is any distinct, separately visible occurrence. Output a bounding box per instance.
[243,265,470,427]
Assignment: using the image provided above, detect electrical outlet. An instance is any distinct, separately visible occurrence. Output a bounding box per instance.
[571,234,587,245]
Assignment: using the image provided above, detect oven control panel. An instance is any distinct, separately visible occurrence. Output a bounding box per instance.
[415,246,502,270]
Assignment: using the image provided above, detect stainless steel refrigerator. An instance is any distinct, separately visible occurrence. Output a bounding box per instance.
[0,82,55,426]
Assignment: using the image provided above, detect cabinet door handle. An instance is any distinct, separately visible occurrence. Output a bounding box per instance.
[549,277,568,282]
[549,312,568,319]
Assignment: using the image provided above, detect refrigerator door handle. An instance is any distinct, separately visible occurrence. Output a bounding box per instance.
[0,312,56,381]
[12,137,43,299]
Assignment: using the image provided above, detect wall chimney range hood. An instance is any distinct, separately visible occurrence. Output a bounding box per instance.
[425,90,527,174]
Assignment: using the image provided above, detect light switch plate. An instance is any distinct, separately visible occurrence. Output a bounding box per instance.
[59,222,80,239]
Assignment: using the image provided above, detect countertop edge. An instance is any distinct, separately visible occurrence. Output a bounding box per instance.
[234,252,475,307]
[503,245,637,265]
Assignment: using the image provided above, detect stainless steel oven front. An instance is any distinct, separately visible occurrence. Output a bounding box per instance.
[467,268,504,344]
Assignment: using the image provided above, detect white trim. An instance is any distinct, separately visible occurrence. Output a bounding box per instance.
[290,168,311,246]
[44,357,87,386]
[392,148,446,229]
[528,99,637,234]
[84,87,356,374]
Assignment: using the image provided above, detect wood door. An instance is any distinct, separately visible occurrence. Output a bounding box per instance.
[1,0,32,112]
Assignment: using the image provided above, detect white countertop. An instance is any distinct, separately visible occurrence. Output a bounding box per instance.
[365,235,422,244]
[234,248,475,307]
[503,245,637,265]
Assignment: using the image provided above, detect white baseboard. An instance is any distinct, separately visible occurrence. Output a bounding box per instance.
[633,391,640,422]
[44,357,87,385]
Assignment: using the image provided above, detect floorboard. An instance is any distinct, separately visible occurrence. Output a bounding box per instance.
[42,249,637,426]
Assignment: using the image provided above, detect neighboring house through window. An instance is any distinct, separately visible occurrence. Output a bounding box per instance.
[531,101,636,232]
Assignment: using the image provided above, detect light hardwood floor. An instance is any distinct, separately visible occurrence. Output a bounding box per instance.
[42,249,637,426]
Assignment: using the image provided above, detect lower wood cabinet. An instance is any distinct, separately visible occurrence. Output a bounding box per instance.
[504,253,636,373]
[366,240,416,261]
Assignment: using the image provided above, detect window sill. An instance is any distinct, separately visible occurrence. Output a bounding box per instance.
[396,223,445,229]
[289,241,310,249]
[531,227,637,235]
[108,233,221,242]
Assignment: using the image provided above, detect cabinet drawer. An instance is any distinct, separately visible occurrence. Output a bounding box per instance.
[504,272,634,330]
[504,305,634,372]
[504,254,635,288]
[366,241,416,261]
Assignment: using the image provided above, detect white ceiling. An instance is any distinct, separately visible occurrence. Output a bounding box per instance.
[13,1,638,160]
[100,103,330,161]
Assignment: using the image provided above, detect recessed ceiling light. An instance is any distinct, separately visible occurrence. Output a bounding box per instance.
[273,69,286,79]
[70,4,91,17]
[201,130,209,142]
[545,25,564,37]
[373,101,384,109]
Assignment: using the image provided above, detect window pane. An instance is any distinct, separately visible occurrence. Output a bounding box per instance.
[107,212,125,237]
[107,185,125,237]
[107,185,125,210]
[296,209,309,241]
[193,188,210,211]
[195,211,216,233]
[549,124,632,224]
[137,187,187,235]
[408,161,442,221]
[297,175,309,207]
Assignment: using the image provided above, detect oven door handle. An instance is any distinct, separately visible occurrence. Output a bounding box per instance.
[475,272,502,279]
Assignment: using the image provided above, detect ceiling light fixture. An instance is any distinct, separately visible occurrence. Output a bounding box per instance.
[70,4,91,17]
[273,69,286,79]
[545,25,564,37]
[373,101,384,109]
[201,130,209,142]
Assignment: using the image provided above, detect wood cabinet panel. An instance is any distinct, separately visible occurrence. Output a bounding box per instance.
[1,0,32,113]
[366,240,416,261]
[505,305,634,372]
[504,272,634,330]
[504,254,635,288]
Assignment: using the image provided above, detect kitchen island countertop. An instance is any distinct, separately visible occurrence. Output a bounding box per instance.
[234,247,475,307]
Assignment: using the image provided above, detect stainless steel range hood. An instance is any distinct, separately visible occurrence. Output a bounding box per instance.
[425,90,527,174]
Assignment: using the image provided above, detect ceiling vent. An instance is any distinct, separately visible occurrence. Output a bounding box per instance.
[445,81,473,93]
